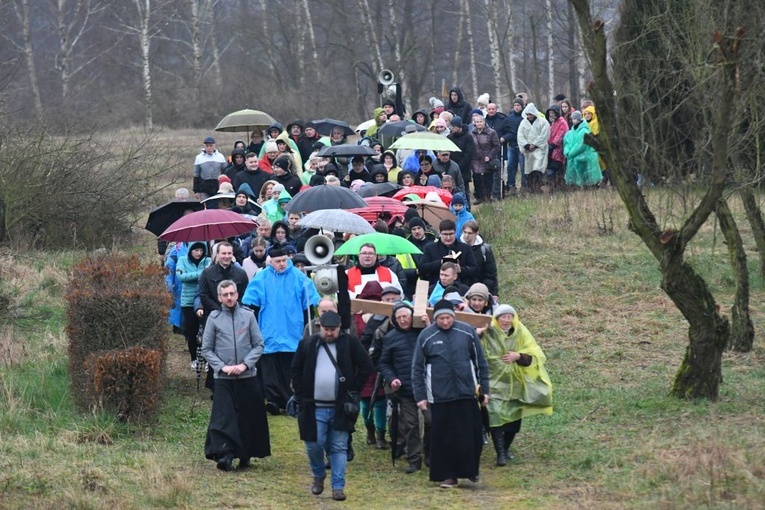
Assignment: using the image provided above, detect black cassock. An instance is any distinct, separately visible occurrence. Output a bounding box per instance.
[205,377,271,461]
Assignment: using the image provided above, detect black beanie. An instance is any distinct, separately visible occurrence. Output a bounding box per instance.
[408,217,426,229]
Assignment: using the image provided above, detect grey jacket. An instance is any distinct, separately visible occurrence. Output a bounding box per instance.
[202,303,264,379]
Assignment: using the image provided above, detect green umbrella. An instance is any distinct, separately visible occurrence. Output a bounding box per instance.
[334,233,423,256]
[215,109,276,133]
[388,131,461,152]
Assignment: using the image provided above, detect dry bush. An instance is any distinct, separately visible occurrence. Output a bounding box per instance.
[85,346,163,423]
[66,253,171,415]
[0,122,182,250]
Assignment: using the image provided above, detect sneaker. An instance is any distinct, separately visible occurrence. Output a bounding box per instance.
[439,479,458,489]
[311,476,325,495]
[332,489,346,501]
[190,360,198,371]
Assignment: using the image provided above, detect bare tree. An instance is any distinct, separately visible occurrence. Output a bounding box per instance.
[486,0,504,108]
[464,0,478,97]
[546,0,554,104]
[10,0,43,117]
[571,0,747,399]
[301,0,320,83]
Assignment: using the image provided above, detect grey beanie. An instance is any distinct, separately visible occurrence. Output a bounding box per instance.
[493,304,517,318]
[571,110,583,122]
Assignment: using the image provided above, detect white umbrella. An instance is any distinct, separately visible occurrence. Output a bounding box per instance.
[297,209,376,235]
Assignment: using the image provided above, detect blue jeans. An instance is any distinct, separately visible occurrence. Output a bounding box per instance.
[506,145,519,187]
[305,407,348,490]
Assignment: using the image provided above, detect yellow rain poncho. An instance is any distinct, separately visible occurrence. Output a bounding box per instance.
[480,313,553,427]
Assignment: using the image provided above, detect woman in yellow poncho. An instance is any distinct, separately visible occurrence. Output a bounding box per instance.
[480,304,553,466]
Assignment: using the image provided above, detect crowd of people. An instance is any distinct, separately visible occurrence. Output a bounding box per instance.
[161,89,571,501]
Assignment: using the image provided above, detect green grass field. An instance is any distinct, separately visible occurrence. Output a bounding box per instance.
[1,188,764,509]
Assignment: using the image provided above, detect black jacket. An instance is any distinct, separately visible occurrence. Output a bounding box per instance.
[418,239,478,285]
[291,333,372,441]
[485,112,512,147]
[506,110,524,147]
[378,313,421,398]
[466,240,498,296]
[197,262,249,316]
[448,130,476,182]
[233,169,272,204]
[274,172,302,198]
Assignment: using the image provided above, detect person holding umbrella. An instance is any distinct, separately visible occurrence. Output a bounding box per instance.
[176,241,211,369]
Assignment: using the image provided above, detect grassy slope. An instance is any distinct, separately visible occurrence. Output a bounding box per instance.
[1,189,764,509]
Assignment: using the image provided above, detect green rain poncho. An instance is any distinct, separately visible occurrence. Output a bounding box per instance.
[481,313,553,427]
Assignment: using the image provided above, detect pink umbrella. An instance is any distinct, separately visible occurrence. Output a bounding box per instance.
[392,185,453,206]
[348,196,410,226]
[159,209,256,243]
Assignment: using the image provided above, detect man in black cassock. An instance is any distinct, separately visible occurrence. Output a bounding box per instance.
[202,280,271,471]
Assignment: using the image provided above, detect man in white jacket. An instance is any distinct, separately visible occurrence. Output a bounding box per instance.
[517,103,550,193]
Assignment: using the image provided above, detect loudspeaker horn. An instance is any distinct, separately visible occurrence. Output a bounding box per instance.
[378,69,394,86]
[313,267,339,295]
[305,235,335,266]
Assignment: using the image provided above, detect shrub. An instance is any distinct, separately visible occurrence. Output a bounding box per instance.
[85,346,163,423]
[66,253,171,419]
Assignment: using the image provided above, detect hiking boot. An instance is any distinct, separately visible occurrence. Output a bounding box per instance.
[311,476,325,495]
[332,489,346,501]
[405,460,421,474]
[365,424,376,445]
[375,430,389,450]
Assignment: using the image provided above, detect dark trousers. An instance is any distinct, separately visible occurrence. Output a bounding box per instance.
[258,352,294,409]
[473,171,494,201]
[398,396,423,463]
[181,306,201,362]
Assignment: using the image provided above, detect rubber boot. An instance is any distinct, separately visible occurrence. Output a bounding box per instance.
[491,428,507,466]
[376,429,389,450]
[366,424,376,445]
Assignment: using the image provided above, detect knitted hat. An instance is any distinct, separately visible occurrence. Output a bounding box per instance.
[470,108,484,118]
[218,174,232,184]
[493,304,516,318]
[273,155,291,172]
[319,310,341,328]
[429,97,444,109]
[432,299,455,318]
[554,93,567,101]
[513,97,524,106]
[435,118,447,128]
[571,110,583,122]
[476,93,490,106]
[465,283,490,301]
[442,286,464,305]
[271,183,285,195]
[451,116,463,128]
[451,192,466,206]
[408,217,426,229]
[203,136,216,144]
[218,182,234,193]
[265,140,279,153]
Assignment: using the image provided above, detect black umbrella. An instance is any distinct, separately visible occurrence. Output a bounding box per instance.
[311,118,355,137]
[378,120,427,137]
[356,182,401,198]
[316,144,377,158]
[145,200,204,236]
[285,185,367,213]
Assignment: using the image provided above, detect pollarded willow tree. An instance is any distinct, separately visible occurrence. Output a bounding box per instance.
[571,0,758,399]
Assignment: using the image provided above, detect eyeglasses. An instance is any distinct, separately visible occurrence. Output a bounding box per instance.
[440,231,456,237]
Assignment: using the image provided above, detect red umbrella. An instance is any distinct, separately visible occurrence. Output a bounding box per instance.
[348,197,409,226]
[159,209,256,243]
[392,186,453,206]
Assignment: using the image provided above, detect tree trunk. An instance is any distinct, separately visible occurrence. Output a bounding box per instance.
[506,3,518,96]
[567,0,579,104]
[571,0,740,400]
[387,0,411,116]
[716,198,754,352]
[452,1,465,91]
[357,0,384,73]
[530,16,541,105]
[486,0,504,109]
[740,186,765,279]
[17,0,43,117]
[465,0,478,98]
[190,0,202,105]
[205,0,222,92]
[301,0,320,83]
[546,0,555,105]
[136,0,153,130]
